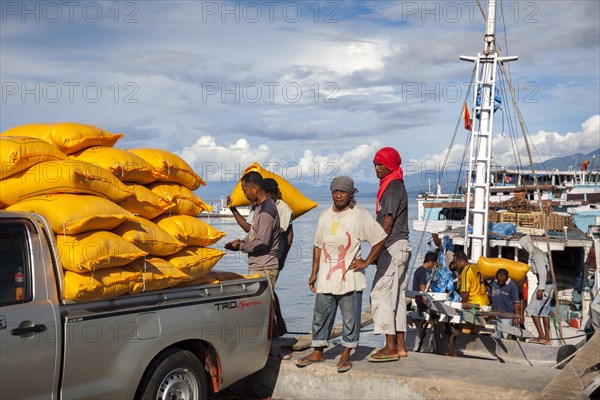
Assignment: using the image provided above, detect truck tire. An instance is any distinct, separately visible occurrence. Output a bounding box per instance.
[138,348,207,400]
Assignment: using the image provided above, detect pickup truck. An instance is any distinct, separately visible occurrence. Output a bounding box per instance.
[0,211,272,399]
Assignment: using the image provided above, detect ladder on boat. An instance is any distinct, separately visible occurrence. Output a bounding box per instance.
[460,0,517,261]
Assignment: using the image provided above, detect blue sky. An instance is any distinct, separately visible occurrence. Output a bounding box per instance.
[1,1,599,186]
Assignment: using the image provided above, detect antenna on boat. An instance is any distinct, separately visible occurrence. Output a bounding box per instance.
[459,0,517,261]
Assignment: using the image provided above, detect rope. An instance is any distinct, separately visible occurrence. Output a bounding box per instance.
[500,61,565,344]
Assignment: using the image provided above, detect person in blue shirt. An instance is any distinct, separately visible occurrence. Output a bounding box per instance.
[412,251,438,311]
[488,268,521,338]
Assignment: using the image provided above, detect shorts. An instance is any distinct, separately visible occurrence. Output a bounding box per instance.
[527,285,553,317]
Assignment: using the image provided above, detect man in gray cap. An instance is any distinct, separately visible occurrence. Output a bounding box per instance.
[295,176,387,373]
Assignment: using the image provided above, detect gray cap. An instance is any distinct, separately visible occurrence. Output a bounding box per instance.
[330,176,358,194]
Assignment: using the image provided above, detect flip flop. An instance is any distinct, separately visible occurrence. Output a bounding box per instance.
[367,352,400,362]
[295,357,324,368]
[337,361,352,373]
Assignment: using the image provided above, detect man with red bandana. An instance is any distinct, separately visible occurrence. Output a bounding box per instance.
[367,147,412,362]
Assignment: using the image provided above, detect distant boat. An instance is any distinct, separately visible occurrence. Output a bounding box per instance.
[200,197,251,219]
[407,0,599,367]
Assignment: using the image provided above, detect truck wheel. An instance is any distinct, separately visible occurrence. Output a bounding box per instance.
[139,348,207,400]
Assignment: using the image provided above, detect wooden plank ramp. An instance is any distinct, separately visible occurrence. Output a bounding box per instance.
[540,331,600,399]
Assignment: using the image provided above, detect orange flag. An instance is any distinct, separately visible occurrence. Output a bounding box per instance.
[463,102,472,131]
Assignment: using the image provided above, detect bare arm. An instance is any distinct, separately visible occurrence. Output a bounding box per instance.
[460,292,469,303]
[380,214,394,235]
[286,225,294,247]
[230,207,251,233]
[308,246,321,293]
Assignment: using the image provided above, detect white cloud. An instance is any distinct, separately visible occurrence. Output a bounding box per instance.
[411,114,600,172]
[178,135,271,182]
[297,142,381,184]
[1,1,598,172]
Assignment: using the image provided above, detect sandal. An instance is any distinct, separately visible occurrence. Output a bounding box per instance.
[295,357,324,368]
[337,360,352,373]
[367,352,400,362]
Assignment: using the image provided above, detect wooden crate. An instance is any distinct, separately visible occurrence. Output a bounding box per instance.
[517,212,542,228]
[499,212,517,224]
[549,212,574,231]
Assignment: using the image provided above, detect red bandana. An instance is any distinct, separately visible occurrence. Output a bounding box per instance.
[374,147,403,212]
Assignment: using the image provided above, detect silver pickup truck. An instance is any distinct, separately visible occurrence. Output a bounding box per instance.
[0,211,272,399]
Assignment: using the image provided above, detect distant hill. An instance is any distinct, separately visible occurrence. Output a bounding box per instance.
[518,149,600,171]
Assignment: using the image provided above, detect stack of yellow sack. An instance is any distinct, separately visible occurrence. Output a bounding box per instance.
[1,123,225,301]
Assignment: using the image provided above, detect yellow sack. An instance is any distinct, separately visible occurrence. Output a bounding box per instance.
[1,136,66,179]
[229,162,317,219]
[477,256,531,285]
[112,216,184,257]
[127,257,191,293]
[206,269,250,281]
[128,148,205,190]
[0,159,134,206]
[166,247,224,280]
[70,146,159,184]
[57,231,147,272]
[177,273,221,287]
[118,184,174,220]
[63,267,140,301]
[1,122,123,155]
[7,194,135,234]
[154,215,225,246]
[149,182,211,216]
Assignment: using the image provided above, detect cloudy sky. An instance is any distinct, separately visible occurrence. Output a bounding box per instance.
[1,1,599,187]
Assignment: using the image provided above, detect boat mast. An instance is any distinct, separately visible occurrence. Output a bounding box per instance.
[460,0,517,261]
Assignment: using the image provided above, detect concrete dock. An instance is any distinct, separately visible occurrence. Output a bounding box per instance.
[216,337,574,400]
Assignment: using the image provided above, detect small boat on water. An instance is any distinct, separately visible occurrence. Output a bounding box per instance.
[408,0,599,368]
[199,197,251,219]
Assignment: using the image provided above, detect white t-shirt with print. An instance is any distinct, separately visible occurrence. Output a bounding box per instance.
[313,205,387,295]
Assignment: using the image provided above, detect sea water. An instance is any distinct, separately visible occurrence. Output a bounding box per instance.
[204,198,431,347]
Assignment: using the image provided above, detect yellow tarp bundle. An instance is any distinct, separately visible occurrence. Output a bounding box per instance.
[112,216,184,256]
[149,182,211,216]
[229,162,317,219]
[154,214,225,247]
[0,159,133,206]
[0,136,66,180]
[118,184,174,220]
[63,267,140,301]
[56,231,147,272]
[70,146,159,184]
[7,194,135,234]
[477,256,531,284]
[166,247,224,280]
[127,257,191,293]
[1,122,123,155]
[128,148,205,190]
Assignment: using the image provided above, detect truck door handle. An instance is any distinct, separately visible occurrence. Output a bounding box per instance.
[11,324,47,336]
